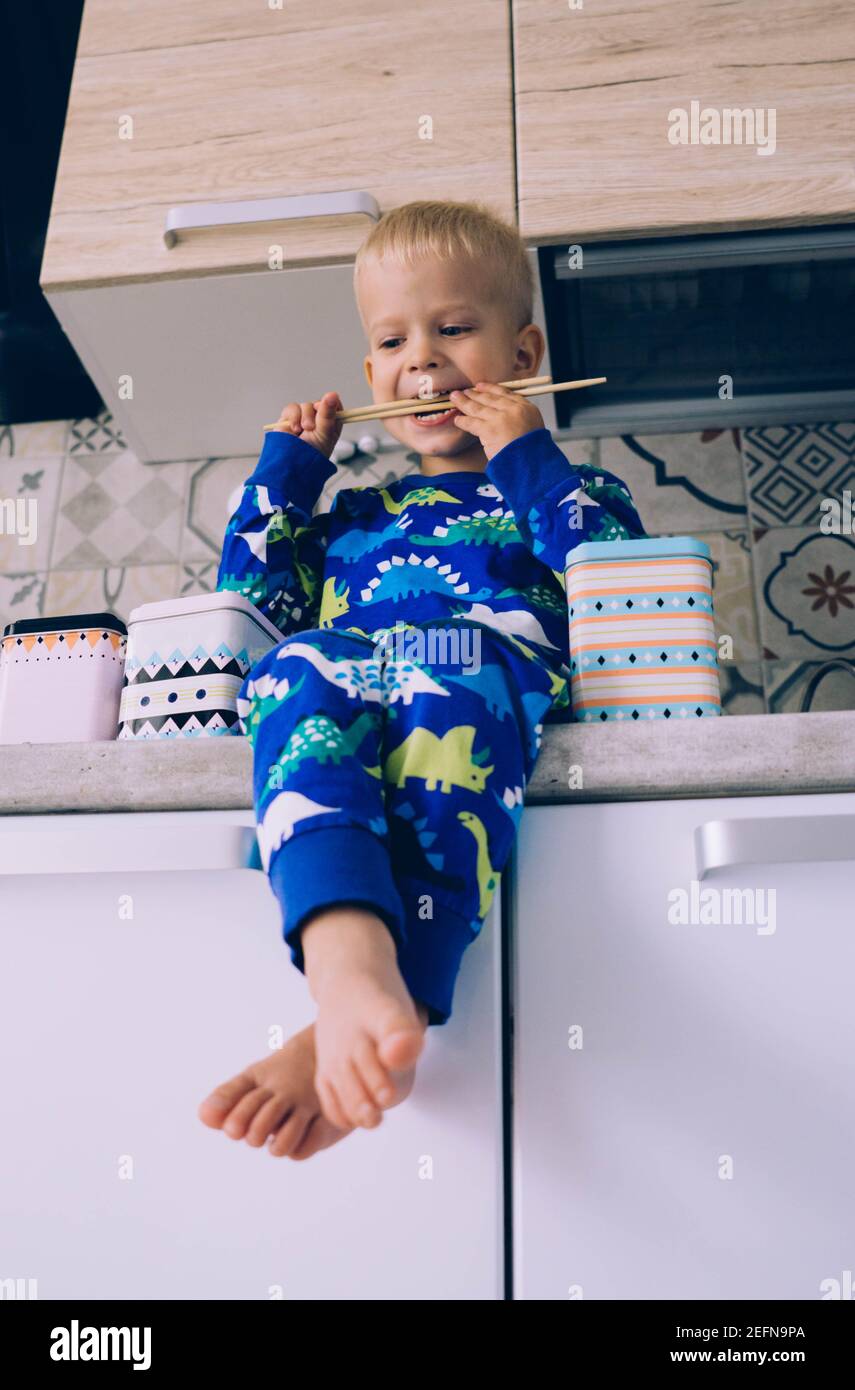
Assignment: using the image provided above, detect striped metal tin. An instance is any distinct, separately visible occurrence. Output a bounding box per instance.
[565,537,721,723]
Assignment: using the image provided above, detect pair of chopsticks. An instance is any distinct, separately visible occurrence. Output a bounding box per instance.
[263,374,606,430]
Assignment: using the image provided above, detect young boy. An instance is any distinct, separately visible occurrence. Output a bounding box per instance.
[199,201,644,1161]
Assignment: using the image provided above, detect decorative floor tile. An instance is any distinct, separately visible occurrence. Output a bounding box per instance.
[701,530,761,663]
[0,420,69,457]
[742,422,855,528]
[176,562,218,596]
[598,430,747,535]
[752,526,855,659]
[765,659,855,713]
[0,571,48,635]
[43,565,183,625]
[69,411,127,454]
[719,662,766,715]
[52,453,188,569]
[181,457,259,563]
[0,457,65,575]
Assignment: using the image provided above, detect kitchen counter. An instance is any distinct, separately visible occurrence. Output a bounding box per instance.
[0,712,851,815]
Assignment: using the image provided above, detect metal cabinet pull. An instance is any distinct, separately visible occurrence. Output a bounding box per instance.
[163,190,381,249]
[694,815,855,879]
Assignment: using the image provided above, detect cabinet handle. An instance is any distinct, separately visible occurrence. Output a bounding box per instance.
[694,814,855,880]
[163,190,381,249]
[0,821,261,875]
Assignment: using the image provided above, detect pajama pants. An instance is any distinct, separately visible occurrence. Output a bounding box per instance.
[237,622,562,1025]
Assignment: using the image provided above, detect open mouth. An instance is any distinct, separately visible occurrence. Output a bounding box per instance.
[405,386,468,427]
[411,405,459,426]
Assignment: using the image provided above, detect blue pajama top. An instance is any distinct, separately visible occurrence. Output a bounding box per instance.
[217,427,645,716]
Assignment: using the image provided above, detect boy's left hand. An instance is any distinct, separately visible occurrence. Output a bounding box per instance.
[449,383,544,460]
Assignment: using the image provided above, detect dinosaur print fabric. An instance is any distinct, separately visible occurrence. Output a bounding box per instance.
[217,427,644,703]
[235,625,560,1024]
[217,427,644,1022]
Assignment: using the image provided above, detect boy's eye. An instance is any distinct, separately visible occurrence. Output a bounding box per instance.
[378,325,472,349]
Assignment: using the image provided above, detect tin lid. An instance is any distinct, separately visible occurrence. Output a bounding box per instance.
[565,536,712,567]
[2,612,128,638]
[126,589,283,643]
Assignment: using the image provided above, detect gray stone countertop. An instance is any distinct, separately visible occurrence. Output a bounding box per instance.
[0,712,852,816]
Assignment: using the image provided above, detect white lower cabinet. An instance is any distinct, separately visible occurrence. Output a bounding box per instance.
[511,791,855,1301]
[0,810,504,1300]
[6,790,851,1301]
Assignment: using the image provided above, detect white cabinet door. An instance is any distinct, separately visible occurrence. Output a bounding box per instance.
[512,791,855,1300]
[45,264,371,463]
[0,810,503,1300]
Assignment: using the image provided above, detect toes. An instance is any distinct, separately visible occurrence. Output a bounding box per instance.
[198,1071,257,1129]
[246,1093,294,1148]
[267,1108,314,1158]
[315,1073,351,1132]
[354,1037,396,1109]
[291,1114,348,1161]
[374,1007,425,1073]
[222,1086,274,1140]
[335,1059,382,1129]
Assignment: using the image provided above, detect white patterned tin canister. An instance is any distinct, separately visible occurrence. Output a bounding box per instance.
[118,592,283,739]
[0,613,127,743]
[565,537,721,722]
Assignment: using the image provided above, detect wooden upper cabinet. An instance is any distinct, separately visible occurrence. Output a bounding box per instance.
[513,0,855,243]
[41,0,515,291]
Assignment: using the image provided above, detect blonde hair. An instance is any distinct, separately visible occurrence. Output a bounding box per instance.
[354,200,534,331]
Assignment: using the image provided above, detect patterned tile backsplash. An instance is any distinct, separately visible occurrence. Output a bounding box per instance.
[1,412,853,714]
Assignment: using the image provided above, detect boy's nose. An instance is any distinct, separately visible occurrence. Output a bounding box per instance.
[406,348,446,377]
[407,347,439,368]
[405,332,447,375]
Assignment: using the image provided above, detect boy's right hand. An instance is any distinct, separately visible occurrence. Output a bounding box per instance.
[268,391,343,459]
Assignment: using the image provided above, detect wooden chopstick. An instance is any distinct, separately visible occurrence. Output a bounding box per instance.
[261,372,592,430]
[326,376,607,425]
[337,374,552,423]
[504,376,606,402]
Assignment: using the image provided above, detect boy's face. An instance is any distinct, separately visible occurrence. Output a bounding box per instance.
[358,254,543,460]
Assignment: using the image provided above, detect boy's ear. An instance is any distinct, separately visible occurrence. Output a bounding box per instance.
[363,356,374,389]
[517,323,546,376]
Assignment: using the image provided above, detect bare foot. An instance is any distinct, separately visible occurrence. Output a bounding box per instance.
[198,1024,346,1159]
[198,1019,423,1160]
[301,904,429,1131]
[198,1006,428,1156]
